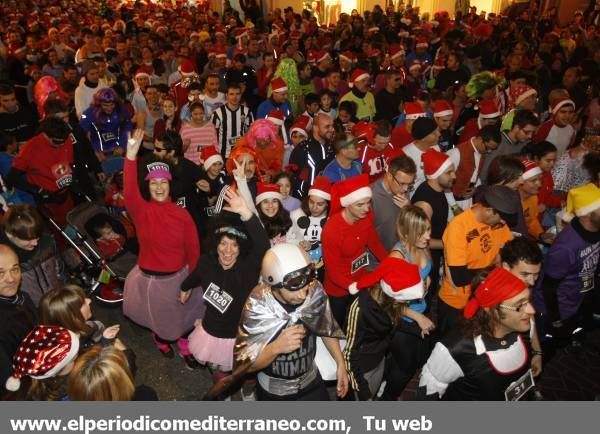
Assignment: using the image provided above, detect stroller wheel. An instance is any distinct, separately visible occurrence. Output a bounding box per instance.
[95,280,124,303]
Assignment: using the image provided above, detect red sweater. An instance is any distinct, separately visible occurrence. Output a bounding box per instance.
[12,133,74,192]
[322,211,388,297]
[124,158,200,273]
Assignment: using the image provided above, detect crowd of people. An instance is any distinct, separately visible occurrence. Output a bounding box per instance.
[0,0,599,401]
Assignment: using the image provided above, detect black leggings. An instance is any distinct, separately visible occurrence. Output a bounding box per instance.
[328,294,355,330]
[382,327,433,400]
[436,298,463,337]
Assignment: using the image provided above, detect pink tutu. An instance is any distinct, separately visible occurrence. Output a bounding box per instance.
[188,322,235,371]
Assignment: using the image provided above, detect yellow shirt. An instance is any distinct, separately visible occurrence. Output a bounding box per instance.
[439,207,513,309]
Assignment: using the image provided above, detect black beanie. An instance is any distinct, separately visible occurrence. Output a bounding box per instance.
[411,117,438,140]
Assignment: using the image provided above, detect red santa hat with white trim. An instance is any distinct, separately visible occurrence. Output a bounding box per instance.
[339,51,356,63]
[5,325,79,392]
[270,77,288,93]
[178,59,196,76]
[290,115,310,138]
[308,176,332,201]
[405,101,426,120]
[433,100,454,118]
[510,85,537,107]
[267,109,285,126]
[350,69,370,87]
[349,257,425,297]
[422,149,454,179]
[330,174,372,213]
[520,159,543,180]
[315,50,330,63]
[255,183,283,205]
[416,37,429,48]
[200,146,223,171]
[477,98,500,119]
[550,97,576,114]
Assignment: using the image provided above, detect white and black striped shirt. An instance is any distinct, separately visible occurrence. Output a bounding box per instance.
[211,104,254,158]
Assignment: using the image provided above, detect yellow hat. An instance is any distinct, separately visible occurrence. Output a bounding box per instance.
[566,183,600,218]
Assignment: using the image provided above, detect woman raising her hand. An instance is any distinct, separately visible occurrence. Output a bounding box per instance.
[122,129,205,369]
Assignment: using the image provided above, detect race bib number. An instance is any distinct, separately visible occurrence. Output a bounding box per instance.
[225,136,241,157]
[176,197,186,208]
[101,131,117,142]
[580,273,594,293]
[203,282,233,314]
[504,369,534,401]
[351,252,369,274]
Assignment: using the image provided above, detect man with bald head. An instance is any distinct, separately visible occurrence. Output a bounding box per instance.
[0,244,37,393]
[288,113,335,197]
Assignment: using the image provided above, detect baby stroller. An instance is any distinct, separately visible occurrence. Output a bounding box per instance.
[46,200,138,303]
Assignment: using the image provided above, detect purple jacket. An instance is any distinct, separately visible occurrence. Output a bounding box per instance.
[534,219,600,320]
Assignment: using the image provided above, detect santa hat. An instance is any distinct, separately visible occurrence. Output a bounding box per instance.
[511,85,537,107]
[333,173,372,208]
[178,59,196,76]
[308,176,332,201]
[423,149,453,179]
[351,120,377,145]
[339,51,355,63]
[6,325,80,392]
[201,147,223,171]
[405,102,426,120]
[520,159,543,180]
[134,66,152,80]
[267,109,285,126]
[367,26,380,34]
[433,100,454,118]
[416,37,429,48]
[350,69,370,85]
[256,183,283,204]
[566,183,600,218]
[214,24,226,37]
[408,60,422,72]
[464,268,528,319]
[389,44,406,59]
[315,50,330,63]
[291,115,310,137]
[478,99,500,119]
[215,48,227,59]
[271,77,288,93]
[551,97,576,114]
[349,257,424,298]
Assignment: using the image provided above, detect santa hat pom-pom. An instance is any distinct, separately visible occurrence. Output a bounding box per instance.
[348,282,359,295]
[5,376,21,392]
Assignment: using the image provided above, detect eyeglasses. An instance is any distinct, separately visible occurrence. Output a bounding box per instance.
[498,300,532,313]
[391,175,414,192]
[154,146,166,152]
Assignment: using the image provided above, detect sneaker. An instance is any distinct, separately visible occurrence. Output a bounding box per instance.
[179,353,201,370]
[95,281,123,303]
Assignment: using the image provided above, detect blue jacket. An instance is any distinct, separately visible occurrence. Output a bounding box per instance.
[79,107,133,153]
